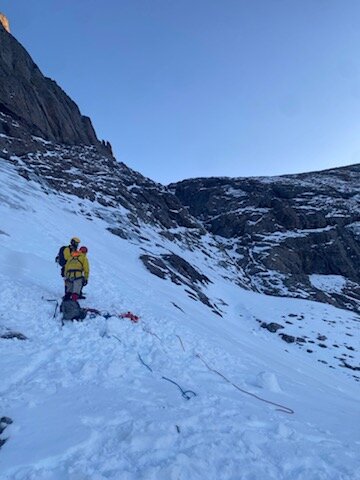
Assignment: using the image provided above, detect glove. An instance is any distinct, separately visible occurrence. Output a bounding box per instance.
[83,279,88,286]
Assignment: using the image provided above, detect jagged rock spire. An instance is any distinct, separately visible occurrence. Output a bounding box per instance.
[0,13,10,33]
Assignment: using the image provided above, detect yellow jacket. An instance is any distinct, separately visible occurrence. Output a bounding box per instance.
[64,252,90,280]
[63,246,74,263]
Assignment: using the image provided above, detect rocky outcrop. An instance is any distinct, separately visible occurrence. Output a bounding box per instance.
[0,23,201,233]
[0,331,27,340]
[0,22,100,146]
[140,253,223,315]
[0,416,12,449]
[0,125,201,232]
[170,167,360,310]
[0,13,10,33]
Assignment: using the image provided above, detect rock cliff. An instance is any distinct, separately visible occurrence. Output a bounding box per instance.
[0,13,10,33]
[170,169,360,310]
[0,22,100,146]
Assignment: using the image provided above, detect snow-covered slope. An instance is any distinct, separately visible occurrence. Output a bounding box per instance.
[1,161,359,479]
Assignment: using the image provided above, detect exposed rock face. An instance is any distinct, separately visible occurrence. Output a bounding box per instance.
[0,13,10,33]
[170,169,360,310]
[0,121,201,232]
[0,25,203,237]
[0,416,13,449]
[0,22,99,146]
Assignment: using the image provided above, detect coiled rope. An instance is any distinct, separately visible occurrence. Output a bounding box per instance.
[137,354,196,400]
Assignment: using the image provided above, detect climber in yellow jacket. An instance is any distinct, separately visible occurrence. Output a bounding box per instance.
[55,237,80,278]
[64,246,90,301]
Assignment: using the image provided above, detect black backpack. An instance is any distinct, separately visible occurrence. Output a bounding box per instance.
[56,246,67,267]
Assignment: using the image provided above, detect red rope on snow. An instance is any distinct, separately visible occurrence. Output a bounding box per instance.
[120,311,140,323]
[142,326,162,342]
[85,307,293,414]
[196,353,294,415]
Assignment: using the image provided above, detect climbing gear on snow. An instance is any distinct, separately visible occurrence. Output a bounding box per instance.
[176,335,185,352]
[196,353,294,415]
[44,298,59,319]
[138,353,153,372]
[161,376,197,400]
[136,354,197,400]
[120,312,139,323]
[60,299,87,322]
[142,326,161,340]
[85,308,140,323]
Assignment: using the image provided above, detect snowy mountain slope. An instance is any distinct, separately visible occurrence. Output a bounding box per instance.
[0,22,359,479]
[1,161,359,479]
[171,166,360,311]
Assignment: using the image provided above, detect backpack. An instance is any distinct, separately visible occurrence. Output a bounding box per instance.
[60,299,87,321]
[56,246,67,267]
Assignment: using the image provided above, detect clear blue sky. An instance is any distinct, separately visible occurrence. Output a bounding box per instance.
[3,1,360,183]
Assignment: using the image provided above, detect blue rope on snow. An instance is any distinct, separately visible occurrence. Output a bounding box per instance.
[137,354,196,400]
[161,376,197,400]
[138,353,153,372]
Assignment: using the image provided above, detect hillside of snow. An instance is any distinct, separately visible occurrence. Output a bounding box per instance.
[1,161,359,479]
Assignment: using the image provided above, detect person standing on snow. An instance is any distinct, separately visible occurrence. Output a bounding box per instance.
[64,246,90,301]
[55,237,81,278]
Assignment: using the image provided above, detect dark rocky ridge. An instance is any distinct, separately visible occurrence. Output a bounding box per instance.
[170,170,360,310]
[0,120,200,233]
[0,23,100,147]
[0,23,199,234]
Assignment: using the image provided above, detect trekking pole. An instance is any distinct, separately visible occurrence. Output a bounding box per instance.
[53,301,59,319]
[43,298,59,319]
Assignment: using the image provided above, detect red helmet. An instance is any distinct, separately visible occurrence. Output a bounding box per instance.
[79,246,88,253]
